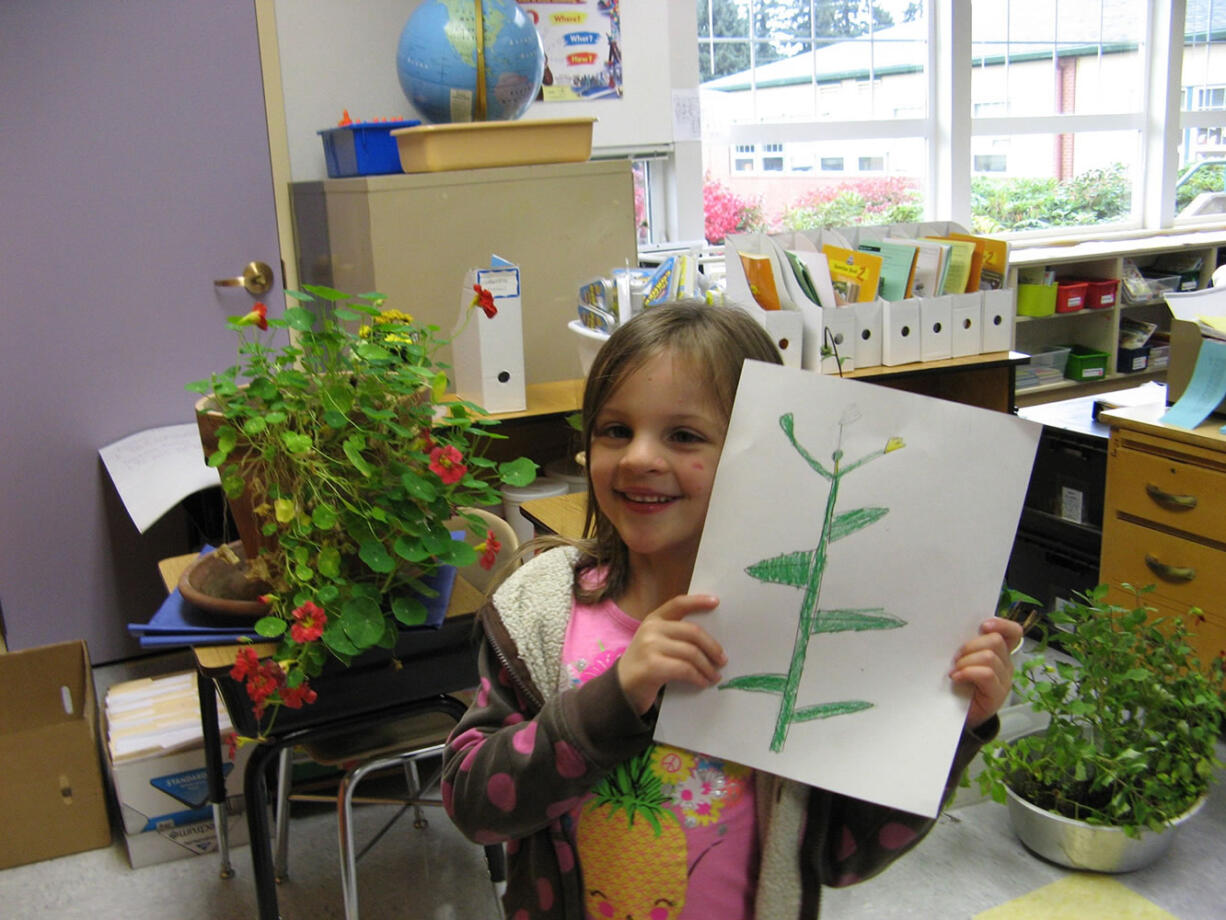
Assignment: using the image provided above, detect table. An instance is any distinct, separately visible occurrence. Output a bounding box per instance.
[160,555,485,920]
[520,490,587,540]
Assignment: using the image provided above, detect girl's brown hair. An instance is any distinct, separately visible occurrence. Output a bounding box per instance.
[544,300,784,603]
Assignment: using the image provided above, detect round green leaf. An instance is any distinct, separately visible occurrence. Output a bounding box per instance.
[254,616,287,638]
[359,539,395,573]
[341,596,385,648]
[392,595,427,627]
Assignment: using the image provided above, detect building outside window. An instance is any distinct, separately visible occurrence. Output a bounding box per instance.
[696,0,1226,241]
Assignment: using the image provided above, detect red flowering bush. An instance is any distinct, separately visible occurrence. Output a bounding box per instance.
[190,285,537,733]
[780,177,922,230]
[703,173,766,244]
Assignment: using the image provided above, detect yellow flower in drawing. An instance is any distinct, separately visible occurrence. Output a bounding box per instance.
[650,744,696,785]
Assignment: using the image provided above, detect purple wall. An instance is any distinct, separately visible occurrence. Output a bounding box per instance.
[0,0,282,662]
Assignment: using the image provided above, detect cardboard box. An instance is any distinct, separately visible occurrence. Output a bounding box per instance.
[0,640,112,868]
[122,798,250,869]
[104,670,251,835]
[1168,319,1226,416]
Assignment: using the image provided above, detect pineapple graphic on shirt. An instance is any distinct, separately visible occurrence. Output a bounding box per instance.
[576,745,687,920]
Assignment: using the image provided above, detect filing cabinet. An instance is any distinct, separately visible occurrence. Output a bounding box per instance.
[1099,406,1226,667]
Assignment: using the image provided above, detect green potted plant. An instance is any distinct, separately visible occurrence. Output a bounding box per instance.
[977,584,1226,871]
[187,284,536,733]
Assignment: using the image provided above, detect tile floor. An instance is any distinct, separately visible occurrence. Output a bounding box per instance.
[0,651,1223,920]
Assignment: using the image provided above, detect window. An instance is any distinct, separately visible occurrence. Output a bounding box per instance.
[694,1,1226,242]
[697,0,930,235]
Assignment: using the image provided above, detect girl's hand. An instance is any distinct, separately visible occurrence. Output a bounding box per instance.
[950,617,1022,730]
[618,594,725,715]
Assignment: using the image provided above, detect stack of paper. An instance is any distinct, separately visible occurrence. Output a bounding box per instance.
[106,671,233,763]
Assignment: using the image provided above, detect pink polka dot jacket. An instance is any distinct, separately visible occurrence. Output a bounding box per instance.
[441,548,997,919]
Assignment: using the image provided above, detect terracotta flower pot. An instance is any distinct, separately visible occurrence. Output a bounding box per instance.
[194,393,278,561]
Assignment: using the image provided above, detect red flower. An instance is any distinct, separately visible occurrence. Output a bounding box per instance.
[236,302,269,330]
[289,600,327,644]
[471,284,497,319]
[477,529,502,570]
[281,681,318,710]
[244,661,286,718]
[229,646,261,682]
[429,444,467,485]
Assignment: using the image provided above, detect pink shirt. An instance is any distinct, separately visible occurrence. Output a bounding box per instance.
[562,592,758,920]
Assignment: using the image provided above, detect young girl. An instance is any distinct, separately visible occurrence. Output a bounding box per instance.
[442,301,1020,920]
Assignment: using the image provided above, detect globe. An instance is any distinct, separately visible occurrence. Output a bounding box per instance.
[396,0,545,124]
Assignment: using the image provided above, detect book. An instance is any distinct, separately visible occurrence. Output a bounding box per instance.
[857,239,917,301]
[926,237,977,295]
[887,237,944,298]
[738,251,783,310]
[820,244,882,305]
[784,249,821,304]
[949,232,1010,290]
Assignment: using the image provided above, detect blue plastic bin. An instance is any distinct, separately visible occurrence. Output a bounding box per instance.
[318,120,421,178]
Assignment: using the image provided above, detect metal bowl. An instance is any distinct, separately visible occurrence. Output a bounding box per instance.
[1005,786,1206,873]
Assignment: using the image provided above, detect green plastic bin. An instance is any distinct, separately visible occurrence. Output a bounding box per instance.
[1063,345,1109,381]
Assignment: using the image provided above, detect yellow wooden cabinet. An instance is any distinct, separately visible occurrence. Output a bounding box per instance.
[1100,404,1226,666]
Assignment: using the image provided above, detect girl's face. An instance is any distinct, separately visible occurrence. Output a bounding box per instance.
[588,349,728,575]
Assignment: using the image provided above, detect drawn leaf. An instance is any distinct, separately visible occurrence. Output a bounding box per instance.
[719,673,787,694]
[745,550,815,588]
[793,700,874,722]
[811,608,907,635]
[828,507,888,542]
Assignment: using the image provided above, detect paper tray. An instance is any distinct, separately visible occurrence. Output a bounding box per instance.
[391,117,595,173]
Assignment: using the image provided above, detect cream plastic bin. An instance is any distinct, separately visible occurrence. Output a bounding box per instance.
[568,319,609,376]
[503,478,569,545]
[392,117,595,173]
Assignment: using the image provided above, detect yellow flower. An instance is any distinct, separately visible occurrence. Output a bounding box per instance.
[885,436,905,453]
[650,744,696,784]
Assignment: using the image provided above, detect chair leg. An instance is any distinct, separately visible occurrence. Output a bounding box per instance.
[272,747,293,883]
[407,759,428,829]
[484,844,507,919]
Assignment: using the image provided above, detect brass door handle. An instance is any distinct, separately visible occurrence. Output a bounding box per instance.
[1145,483,1197,511]
[1144,553,1196,583]
[214,261,274,296]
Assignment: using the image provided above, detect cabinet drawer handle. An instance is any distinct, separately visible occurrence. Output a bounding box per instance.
[1144,553,1196,583]
[1145,483,1197,511]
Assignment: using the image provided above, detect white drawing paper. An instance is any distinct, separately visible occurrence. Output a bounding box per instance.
[99,424,220,532]
[654,362,1041,817]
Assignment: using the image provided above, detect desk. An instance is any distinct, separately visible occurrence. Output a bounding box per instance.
[160,555,485,920]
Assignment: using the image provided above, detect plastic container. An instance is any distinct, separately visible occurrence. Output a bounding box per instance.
[1054,281,1088,313]
[568,319,610,376]
[1149,343,1170,369]
[1063,345,1110,381]
[1117,345,1150,373]
[1029,344,1072,375]
[1083,279,1119,309]
[318,120,421,178]
[1016,284,1057,317]
[502,479,569,545]
[392,118,595,173]
[544,456,586,494]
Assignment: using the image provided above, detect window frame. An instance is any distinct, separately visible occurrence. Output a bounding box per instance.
[690,0,1218,241]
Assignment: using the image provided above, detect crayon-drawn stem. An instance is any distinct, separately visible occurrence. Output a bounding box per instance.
[772,447,843,751]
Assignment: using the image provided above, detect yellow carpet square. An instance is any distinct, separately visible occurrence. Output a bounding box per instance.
[974,875,1180,920]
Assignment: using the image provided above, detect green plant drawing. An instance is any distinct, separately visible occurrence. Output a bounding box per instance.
[719,407,908,752]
